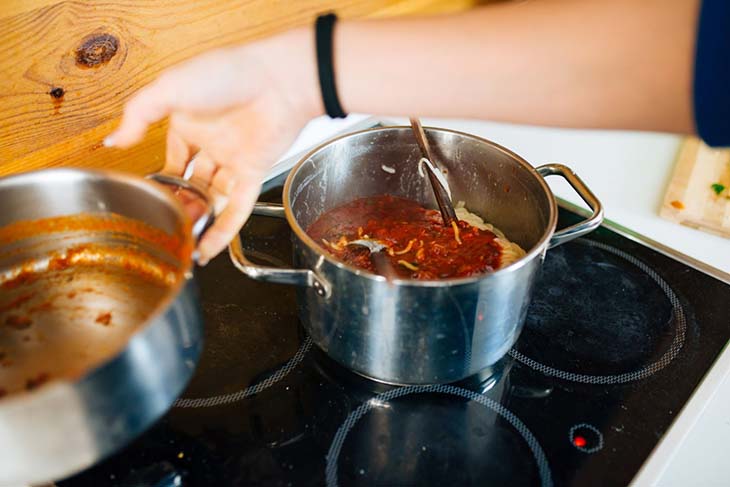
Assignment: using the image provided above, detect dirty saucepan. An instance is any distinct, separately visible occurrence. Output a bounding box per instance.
[0,169,211,486]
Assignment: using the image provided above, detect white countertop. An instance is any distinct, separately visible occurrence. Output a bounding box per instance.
[273,114,730,487]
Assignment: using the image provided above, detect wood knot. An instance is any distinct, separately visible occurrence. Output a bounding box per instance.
[49,87,65,99]
[75,33,119,68]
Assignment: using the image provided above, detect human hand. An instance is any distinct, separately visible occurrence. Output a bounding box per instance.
[105,28,322,264]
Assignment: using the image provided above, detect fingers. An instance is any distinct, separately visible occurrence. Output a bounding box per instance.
[163,114,224,181]
[209,166,237,197]
[159,112,250,264]
[164,129,196,177]
[168,112,223,157]
[105,80,173,148]
[208,166,236,214]
[105,47,255,149]
[162,135,243,264]
[197,177,261,265]
[187,151,218,186]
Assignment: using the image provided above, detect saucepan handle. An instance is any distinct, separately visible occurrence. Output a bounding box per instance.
[229,202,331,297]
[536,163,604,249]
[146,173,215,242]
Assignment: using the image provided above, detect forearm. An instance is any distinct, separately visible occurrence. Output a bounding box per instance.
[334,0,700,134]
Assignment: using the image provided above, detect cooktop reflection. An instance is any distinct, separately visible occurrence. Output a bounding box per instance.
[61,183,730,487]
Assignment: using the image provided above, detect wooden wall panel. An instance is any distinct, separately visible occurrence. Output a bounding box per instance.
[0,0,478,176]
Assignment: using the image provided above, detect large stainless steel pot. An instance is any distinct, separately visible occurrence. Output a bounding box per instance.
[231,126,603,385]
[0,169,211,486]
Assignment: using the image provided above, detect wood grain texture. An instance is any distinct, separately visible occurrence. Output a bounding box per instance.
[0,0,479,177]
[660,137,730,238]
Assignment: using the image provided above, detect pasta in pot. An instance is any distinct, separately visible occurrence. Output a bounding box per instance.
[454,202,527,268]
[307,195,528,279]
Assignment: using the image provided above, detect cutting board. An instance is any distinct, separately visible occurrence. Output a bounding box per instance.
[660,137,730,238]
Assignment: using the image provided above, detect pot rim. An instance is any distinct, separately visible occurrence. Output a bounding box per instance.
[0,167,195,395]
[282,126,558,287]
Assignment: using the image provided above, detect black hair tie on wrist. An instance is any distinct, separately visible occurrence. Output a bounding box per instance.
[315,13,347,119]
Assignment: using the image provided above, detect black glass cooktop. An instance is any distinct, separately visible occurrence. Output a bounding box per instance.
[62,180,730,487]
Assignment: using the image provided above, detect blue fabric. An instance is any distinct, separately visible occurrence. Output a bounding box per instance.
[694,0,730,147]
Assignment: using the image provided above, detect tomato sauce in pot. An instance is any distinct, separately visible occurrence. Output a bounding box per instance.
[306,195,504,279]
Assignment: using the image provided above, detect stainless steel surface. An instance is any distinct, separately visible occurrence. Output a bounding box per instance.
[231,126,603,384]
[409,117,457,225]
[347,240,395,280]
[243,202,331,297]
[147,173,215,242]
[535,164,604,248]
[347,239,389,253]
[0,169,204,486]
[230,231,331,298]
[253,202,287,218]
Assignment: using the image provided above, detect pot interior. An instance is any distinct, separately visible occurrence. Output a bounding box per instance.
[0,170,191,398]
[287,127,555,254]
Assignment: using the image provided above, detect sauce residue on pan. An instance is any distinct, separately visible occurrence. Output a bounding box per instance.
[5,315,32,330]
[2,243,182,291]
[95,311,112,326]
[307,195,503,279]
[0,212,190,399]
[0,213,189,259]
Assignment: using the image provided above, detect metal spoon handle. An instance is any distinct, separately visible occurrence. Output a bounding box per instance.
[409,118,457,226]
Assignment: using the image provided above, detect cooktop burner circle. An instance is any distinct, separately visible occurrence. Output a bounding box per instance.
[325,384,552,487]
[508,239,686,384]
[173,335,312,408]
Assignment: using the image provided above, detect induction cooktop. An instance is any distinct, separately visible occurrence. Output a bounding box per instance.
[60,159,730,487]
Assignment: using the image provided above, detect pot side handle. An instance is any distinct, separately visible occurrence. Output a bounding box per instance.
[146,173,215,242]
[228,202,331,297]
[536,164,604,248]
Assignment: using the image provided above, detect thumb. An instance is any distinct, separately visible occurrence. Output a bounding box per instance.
[105,81,173,148]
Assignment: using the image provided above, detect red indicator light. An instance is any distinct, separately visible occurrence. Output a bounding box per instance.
[573,436,587,448]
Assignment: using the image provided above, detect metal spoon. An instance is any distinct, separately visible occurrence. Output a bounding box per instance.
[347,239,387,253]
[409,118,458,226]
[347,239,395,279]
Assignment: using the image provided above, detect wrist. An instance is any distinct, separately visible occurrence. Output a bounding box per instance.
[262,27,325,121]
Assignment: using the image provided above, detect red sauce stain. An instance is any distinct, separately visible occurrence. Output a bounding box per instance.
[307,195,502,279]
[95,311,112,326]
[25,372,50,390]
[0,293,35,312]
[48,253,72,271]
[29,301,54,313]
[670,200,685,210]
[0,213,190,292]
[0,213,188,259]
[2,270,38,290]
[67,291,77,299]
[5,315,32,330]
